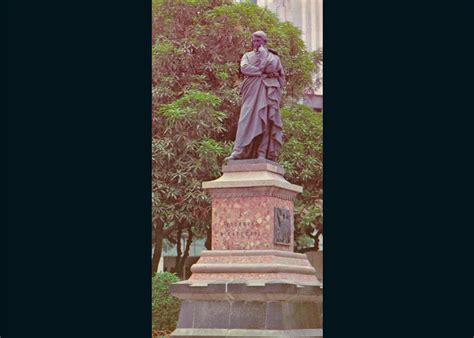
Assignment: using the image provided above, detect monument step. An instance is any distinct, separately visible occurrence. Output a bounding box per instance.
[170,282,323,337]
[188,250,321,287]
[171,328,323,337]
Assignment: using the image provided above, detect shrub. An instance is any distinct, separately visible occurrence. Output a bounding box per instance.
[152,272,181,332]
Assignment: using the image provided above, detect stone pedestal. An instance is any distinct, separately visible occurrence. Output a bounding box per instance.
[170,160,323,337]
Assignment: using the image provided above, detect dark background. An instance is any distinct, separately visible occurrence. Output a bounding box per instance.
[5,0,473,337]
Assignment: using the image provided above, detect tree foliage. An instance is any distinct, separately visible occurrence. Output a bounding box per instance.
[152,90,230,275]
[153,90,229,228]
[280,104,323,251]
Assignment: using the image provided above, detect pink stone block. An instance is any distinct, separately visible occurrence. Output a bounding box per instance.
[211,194,294,251]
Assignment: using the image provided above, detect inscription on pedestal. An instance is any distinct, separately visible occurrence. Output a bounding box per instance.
[219,220,262,238]
[274,208,291,245]
[218,219,265,249]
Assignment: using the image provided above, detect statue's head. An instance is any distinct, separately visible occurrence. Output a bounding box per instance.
[252,31,267,50]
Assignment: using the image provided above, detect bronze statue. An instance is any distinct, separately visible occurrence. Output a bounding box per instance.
[224,31,285,162]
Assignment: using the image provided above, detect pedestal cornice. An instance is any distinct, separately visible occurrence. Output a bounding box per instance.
[203,160,302,194]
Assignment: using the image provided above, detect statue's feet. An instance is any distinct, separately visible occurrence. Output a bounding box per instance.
[224,154,238,162]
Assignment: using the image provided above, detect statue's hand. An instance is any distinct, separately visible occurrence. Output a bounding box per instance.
[264,72,280,78]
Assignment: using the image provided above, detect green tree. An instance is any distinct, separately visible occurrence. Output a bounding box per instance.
[279,104,323,252]
[152,0,321,274]
[152,90,230,275]
[310,47,323,93]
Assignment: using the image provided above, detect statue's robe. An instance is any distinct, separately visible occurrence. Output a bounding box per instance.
[231,47,285,160]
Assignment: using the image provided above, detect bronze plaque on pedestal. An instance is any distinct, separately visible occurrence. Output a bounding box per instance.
[274,208,291,245]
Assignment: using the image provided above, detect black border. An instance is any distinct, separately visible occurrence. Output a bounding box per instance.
[324,0,473,337]
[5,0,474,337]
[7,0,151,337]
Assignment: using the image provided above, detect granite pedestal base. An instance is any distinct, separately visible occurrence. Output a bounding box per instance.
[171,160,323,337]
[170,282,322,338]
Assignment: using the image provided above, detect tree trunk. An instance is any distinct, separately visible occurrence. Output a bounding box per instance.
[174,227,182,275]
[312,229,323,251]
[178,228,194,279]
[151,221,164,276]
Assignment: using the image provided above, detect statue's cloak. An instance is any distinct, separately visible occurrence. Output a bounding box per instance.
[233,48,285,159]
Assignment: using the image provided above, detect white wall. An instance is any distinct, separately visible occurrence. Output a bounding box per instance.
[256,0,323,96]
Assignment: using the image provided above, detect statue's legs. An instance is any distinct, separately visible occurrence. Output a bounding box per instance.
[224,147,243,161]
[258,106,278,161]
[225,106,279,162]
[257,122,271,159]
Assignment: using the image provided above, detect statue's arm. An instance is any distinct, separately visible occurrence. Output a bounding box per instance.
[240,53,264,76]
[277,58,285,88]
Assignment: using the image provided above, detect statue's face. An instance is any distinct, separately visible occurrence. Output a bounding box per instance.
[252,36,265,50]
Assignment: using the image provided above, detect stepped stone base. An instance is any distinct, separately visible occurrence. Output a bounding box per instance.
[170,282,323,338]
[188,250,321,287]
[170,160,322,337]
[171,328,323,337]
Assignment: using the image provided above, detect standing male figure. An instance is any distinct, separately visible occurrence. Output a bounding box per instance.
[225,31,285,162]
